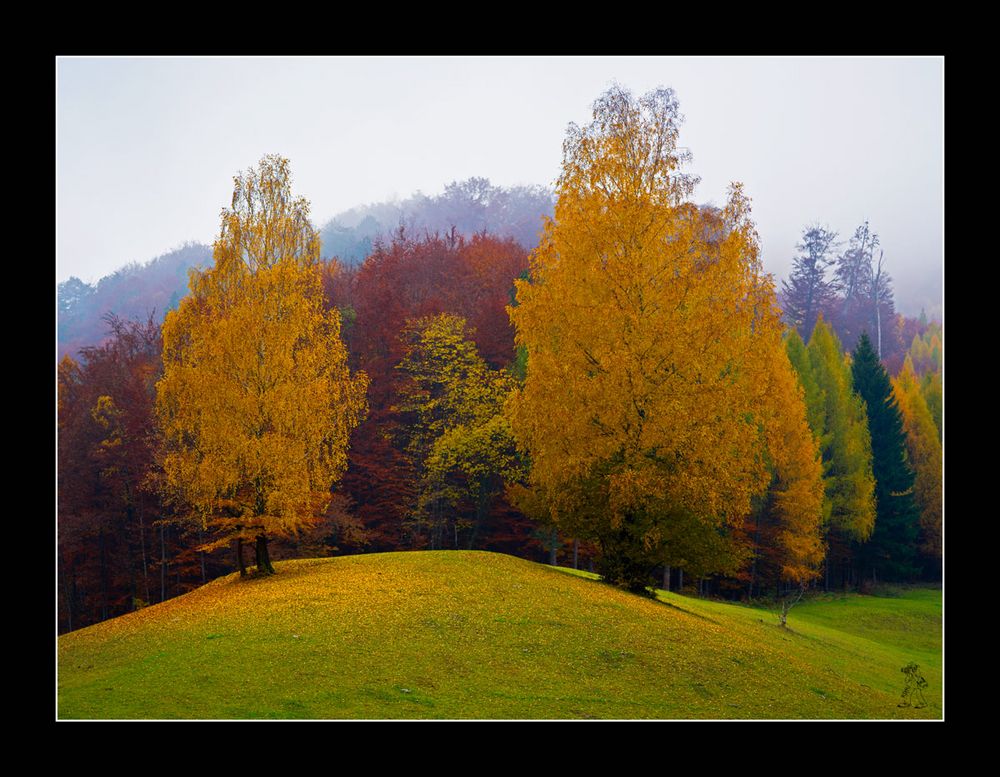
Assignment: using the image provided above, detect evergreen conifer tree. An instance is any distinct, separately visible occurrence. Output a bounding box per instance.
[850,332,920,582]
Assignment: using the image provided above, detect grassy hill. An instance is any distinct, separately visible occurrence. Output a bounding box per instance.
[57,551,941,719]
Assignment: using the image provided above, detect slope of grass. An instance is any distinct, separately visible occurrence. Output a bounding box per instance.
[58,551,941,719]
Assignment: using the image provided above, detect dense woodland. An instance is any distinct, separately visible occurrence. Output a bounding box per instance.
[57,87,943,634]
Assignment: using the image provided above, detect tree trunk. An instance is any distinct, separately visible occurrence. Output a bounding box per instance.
[549,528,558,565]
[468,485,491,550]
[663,565,670,592]
[125,503,139,610]
[573,538,579,570]
[876,303,882,359]
[199,527,206,584]
[236,536,247,577]
[160,524,167,603]
[749,507,761,600]
[874,249,885,359]
[138,498,150,605]
[69,563,77,632]
[99,528,108,621]
[255,533,275,575]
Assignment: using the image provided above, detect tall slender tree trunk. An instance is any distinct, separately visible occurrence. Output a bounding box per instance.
[199,527,206,584]
[99,528,108,621]
[468,486,490,550]
[874,248,885,359]
[876,303,882,359]
[160,524,167,603]
[139,497,150,604]
[572,539,579,570]
[749,508,761,599]
[663,565,670,592]
[125,503,139,609]
[549,528,558,565]
[69,562,77,632]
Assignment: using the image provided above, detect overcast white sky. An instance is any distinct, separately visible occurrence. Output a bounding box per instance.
[56,56,943,313]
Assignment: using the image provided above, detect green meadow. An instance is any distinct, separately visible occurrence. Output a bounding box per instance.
[57,551,941,719]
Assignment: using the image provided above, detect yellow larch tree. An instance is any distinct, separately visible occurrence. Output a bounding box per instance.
[507,86,823,591]
[892,355,942,561]
[156,155,368,575]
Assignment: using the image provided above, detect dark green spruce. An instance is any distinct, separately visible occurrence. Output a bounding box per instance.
[850,332,920,582]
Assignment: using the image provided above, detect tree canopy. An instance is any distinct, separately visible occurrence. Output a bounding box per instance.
[507,86,824,590]
[156,155,368,575]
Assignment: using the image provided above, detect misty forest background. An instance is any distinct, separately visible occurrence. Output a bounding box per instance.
[57,171,942,635]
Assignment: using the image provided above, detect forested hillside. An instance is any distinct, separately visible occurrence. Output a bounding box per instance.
[57,88,943,641]
[58,180,555,360]
[58,242,212,360]
[318,178,554,265]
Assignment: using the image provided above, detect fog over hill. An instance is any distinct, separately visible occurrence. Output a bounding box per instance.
[58,242,212,360]
[58,179,555,360]
[317,178,554,266]
[57,176,940,360]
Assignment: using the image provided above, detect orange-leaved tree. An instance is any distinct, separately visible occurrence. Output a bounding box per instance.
[156,155,368,576]
[507,86,823,592]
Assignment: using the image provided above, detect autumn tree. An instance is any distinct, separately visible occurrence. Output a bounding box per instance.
[58,314,196,631]
[394,314,521,549]
[507,86,823,592]
[339,229,527,550]
[156,155,368,576]
[785,318,877,589]
[907,322,942,377]
[744,342,827,599]
[904,322,942,442]
[781,226,838,342]
[922,370,942,442]
[892,356,942,569]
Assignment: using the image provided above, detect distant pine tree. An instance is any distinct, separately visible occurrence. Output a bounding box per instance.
[850,332,921,582]
[781,226,838,341]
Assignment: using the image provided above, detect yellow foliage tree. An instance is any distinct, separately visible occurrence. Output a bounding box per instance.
[507,86,823,591]
[394,313,520,549]
[893,356,942,561]
[156,155,368,575]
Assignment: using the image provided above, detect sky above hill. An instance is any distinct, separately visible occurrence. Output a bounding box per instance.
[56,56,943,315]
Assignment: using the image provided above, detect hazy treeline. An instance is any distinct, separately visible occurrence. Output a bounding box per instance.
[58,142,941,634]
[58,179,555,361]
[58,242,212,360]
[57,224,941,634]
[318,177,554,265]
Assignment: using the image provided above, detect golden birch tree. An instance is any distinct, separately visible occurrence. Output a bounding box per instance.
[156,155,368,575]
[507,86,823,591]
